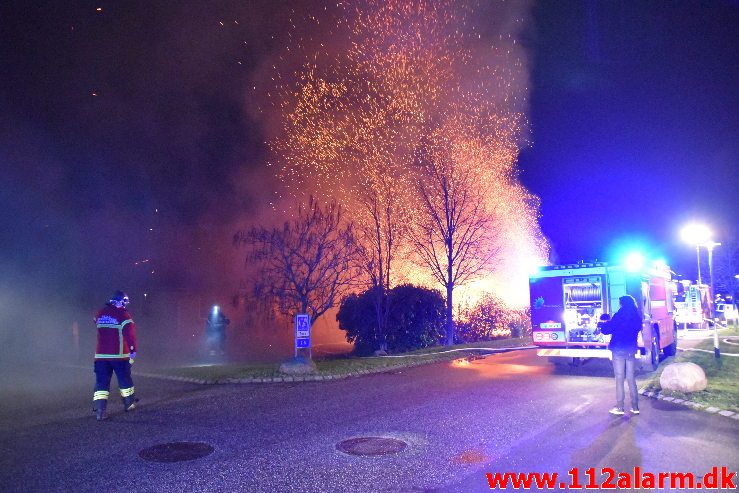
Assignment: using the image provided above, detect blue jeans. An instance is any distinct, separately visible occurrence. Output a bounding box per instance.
[612,352,638,410]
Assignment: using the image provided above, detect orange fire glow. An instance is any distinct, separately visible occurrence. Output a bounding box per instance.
[269,0,549,310]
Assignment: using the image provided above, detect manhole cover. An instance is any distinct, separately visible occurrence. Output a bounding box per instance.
[139,442,214,462]
[336,437,407,456]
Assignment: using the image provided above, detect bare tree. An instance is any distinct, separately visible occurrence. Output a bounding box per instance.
[269,2,532,352]
[713,235,738,302]
[234,197,361,325]
[354,180,407,353]
[411,137,502,345]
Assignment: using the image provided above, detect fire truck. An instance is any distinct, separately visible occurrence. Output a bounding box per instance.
[674,283,712,329]
[529,261,678,370]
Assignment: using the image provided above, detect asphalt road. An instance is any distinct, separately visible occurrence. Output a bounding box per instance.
[0,349,736,492]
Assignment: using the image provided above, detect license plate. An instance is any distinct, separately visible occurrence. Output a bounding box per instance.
[534,331,565,342]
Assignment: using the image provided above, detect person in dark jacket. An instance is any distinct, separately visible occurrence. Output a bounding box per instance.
[599,295,642,415]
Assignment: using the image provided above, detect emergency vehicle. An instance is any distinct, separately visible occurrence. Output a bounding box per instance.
[674,283,712,329]
[529,260,678,370]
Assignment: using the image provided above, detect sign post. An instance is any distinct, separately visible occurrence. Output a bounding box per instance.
[294,313,311,359]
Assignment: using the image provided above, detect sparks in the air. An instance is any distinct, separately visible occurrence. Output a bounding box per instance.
[268,0,548,310]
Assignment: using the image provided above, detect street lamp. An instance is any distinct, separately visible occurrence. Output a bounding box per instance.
[680,223,711,284]
[705,241,721,358]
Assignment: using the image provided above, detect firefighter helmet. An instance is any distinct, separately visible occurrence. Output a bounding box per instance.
[110,290,130,308]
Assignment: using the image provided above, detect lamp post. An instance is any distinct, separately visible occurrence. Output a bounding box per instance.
[695,244,702,285]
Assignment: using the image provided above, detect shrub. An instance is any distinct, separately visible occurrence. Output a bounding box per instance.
[455,294,530,343]
[386,284,446,352]
[337,284,445,355]
[336,289,379,356]
[508,307,532,338]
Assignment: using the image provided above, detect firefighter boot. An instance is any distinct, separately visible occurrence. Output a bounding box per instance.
[123,394,138,412]
[93,400,108,421]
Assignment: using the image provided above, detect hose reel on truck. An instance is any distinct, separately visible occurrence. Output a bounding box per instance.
[566,284,602,303]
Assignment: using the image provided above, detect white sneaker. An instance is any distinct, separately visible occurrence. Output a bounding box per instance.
[609,407,625,415]
[630,408,640,415]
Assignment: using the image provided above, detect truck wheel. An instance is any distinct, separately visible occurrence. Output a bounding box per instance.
[663,327,678,357]
[649,337,659,371]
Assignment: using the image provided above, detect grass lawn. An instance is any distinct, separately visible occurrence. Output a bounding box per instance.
[642,326,739,413]
[154,336,533,382]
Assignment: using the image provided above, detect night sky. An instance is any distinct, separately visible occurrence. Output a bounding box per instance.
[1,0,737,309]
[520,0,738,275]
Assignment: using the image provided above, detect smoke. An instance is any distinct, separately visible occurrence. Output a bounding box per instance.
[0,0,542,393]
[0,1,266,384]
[259,0,545,308]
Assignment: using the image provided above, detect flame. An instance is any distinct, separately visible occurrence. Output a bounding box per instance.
[268,0,549,308]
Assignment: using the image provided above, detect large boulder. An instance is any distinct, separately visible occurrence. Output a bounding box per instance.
[660,362,707,393]
[279,356,317,375]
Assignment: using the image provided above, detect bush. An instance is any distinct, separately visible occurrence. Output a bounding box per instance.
[337,284,445,355]
[335,288,379,356]
[509,307,532,338]
[455,294,530,343]
[386,284,446,352]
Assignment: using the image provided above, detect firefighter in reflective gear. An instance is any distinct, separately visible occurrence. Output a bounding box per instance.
[92,291,138,420]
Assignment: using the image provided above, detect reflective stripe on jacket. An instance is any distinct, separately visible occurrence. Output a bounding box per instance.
[94,305,137,359]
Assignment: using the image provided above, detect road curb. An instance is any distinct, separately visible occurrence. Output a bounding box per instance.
[133,346,533,385]
[134,362,420,385]
[638,387,739,420]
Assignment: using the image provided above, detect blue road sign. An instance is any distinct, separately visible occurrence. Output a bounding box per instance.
[295,314,311,349]
[296,338,310,348]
